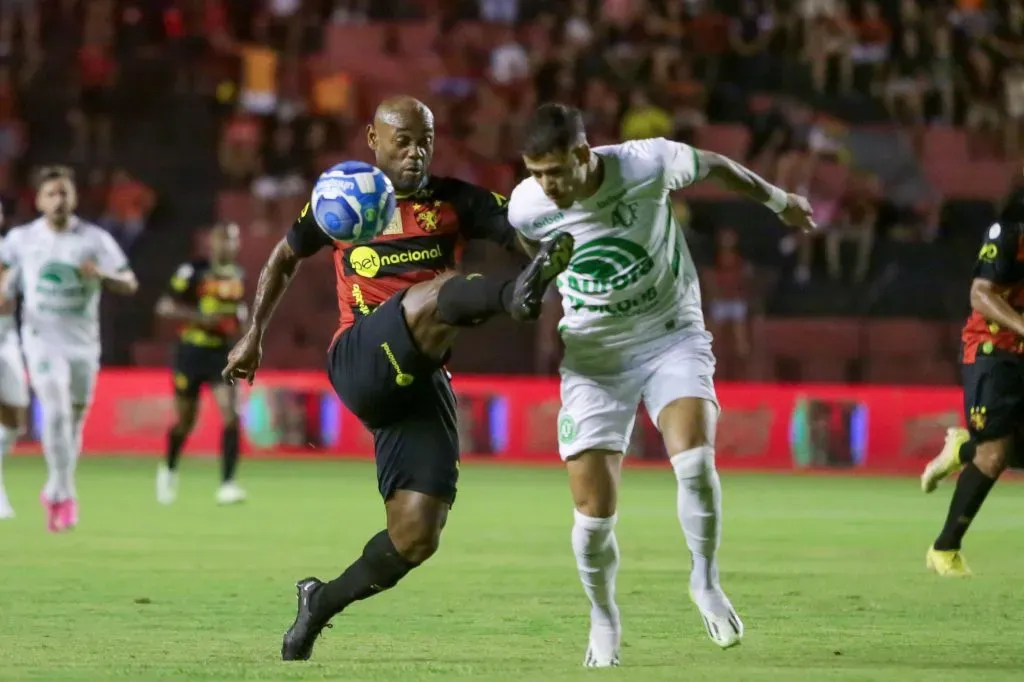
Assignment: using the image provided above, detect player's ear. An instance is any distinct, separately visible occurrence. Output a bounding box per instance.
[572,144,590,168]
[366,124,378,152]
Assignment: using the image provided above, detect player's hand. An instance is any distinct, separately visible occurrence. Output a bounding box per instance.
[78,258,101,281]
[223,330,262,385]
[778,194,817,233]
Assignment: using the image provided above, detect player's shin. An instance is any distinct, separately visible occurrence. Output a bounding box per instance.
[435,274,514,326]
[220,421,240,483]
[670,446,722,592]
[571,510,621,652]
[310,530,418,622]
[165,425,188,470]
[933,462,998,551]
[0,422,15,515]
[40,407,74,503]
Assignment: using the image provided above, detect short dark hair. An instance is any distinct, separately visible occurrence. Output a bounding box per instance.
[34,165,75,189]
[522,103,587,157]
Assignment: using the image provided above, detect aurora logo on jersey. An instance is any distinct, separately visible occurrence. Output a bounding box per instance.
[35,262,90,314]
[564,237,653,295]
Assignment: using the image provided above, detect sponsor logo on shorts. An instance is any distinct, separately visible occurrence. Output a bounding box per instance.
[349,245,444,278]
[380,341,414,386]
[558,413,577,444]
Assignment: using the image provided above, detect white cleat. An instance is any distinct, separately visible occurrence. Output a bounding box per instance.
[583,642,620,668]
[691,588,744,649]
[216,481,247,505]
[156,465,179,505]
[0,491,14,519]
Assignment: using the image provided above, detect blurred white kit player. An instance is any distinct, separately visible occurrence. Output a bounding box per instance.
[0,167,137,532]
[509,105,814,667]
[0,200,29,520]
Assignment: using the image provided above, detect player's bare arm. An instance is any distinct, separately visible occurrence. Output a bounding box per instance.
[969,277,1024,337]
[79,259,138,295]
[222,238,302,384]
[694,149,816,232]
[155,295,224,331]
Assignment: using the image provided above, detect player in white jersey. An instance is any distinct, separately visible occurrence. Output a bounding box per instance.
[0,200,29,519]
[0,166,138,532]
[508,105,815,666]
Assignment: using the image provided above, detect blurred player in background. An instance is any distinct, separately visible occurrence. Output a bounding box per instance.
[0,166,137,532]
[0,200,29,519]
[508,104,815,666]
[155,222,247,506]
[920,188,1024,576]
[223,96,572,661]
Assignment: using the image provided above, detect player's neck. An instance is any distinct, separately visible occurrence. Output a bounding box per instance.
[45,215,74,232]
[578,156,604,203]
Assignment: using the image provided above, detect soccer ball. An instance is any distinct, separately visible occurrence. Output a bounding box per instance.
[310,161,397,243]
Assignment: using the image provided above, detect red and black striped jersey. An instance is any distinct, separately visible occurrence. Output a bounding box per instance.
[286,175,516,339]
[962,219,1024,363]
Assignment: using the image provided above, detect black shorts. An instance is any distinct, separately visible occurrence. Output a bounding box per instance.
[327,292,459,505]
[173,343,229,399]
[962,352,1024,442]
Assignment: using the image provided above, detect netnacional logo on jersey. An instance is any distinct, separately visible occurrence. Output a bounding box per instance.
[348,245,444,278]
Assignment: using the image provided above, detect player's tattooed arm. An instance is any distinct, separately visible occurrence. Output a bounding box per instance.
[694,149,816,232]
[248,238,301,339]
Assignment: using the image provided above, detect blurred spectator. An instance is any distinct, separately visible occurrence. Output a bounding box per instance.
[490,27,530,87]
[851,0,889,94]
[479,0,519,24]
[728,0,776,90]
[689,1,730,84]
[238,17,279,115]
[332,0,370,23]
[70,13,116,162]
[104,168,155,251]
[883,30,927,126]
[930,28,955,123]
[805,1,854,94]
[989,0,1024,156]
[79,167,109,220]
[0,66,21,165]
[961,45,1003,159]
[829,171,879,283]
[706,227,753,361]
[666,58,707,146]
[252,121,307,232]
[565,0,595,50]
[219,109,263,188]
[620,89,672,141]
[0,0,37,58]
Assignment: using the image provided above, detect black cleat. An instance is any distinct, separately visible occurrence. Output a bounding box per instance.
[511,231,574,321]
[281,577,332,661]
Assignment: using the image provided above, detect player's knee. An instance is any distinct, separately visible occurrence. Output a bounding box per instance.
[387,508,445,564]
[670,445,715,480]
[975,439,1010,477]
[174,403,199,433]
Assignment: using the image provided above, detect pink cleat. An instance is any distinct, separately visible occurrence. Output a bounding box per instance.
[39,492,64,533]
[59,499,78,529]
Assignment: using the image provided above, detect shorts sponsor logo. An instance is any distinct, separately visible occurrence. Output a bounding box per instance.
[349,245,443,278]
[558,413,577,444]
[380,341,414,386]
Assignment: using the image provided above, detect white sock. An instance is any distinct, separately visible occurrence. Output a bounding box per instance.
[670,445,723,594]
[41,407,74,502]
[571,510,621,650]
[0,423,15,492]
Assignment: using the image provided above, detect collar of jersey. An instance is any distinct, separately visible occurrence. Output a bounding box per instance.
[395,175,430,200]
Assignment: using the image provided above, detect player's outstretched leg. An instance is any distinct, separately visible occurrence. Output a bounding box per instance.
[158,393,199,505]
[921,427,971,493]
[34,364,75,533]
[0,404,25,519]
[660,397,742,649]
[282,490,446,661]
[212,383,246,505]
[566,450,623,668]
[927,435,1009,577]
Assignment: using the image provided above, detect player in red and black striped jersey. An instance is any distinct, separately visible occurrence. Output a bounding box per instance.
[221,96,573,661]
[921,189,1024,576]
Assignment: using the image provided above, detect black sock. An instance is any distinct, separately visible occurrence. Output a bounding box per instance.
[435,274,515,326]
[311,530,417,621]
[933,462,997,551]
[166,426,188,471]
[958,439,977,464]
[221,423,240,483]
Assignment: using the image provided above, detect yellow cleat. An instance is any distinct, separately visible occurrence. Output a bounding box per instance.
[921,427,969,493]
[926,547,972,577]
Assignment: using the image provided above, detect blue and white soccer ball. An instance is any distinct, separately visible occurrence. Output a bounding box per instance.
[310,161,397,243]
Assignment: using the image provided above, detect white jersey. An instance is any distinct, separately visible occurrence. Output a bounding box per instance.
[509,138,708,373]
[0,217,129,358]
[0,232,18,345]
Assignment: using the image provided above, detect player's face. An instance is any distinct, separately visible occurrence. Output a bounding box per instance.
[36,178,77,224]
[523,146,589,209]
[211,224,241,263]
[369,120,434,194]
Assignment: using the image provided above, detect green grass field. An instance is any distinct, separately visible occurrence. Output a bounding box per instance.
[2,456,1023,682]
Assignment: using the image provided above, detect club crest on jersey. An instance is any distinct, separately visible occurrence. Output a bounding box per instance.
[412,202,441,232]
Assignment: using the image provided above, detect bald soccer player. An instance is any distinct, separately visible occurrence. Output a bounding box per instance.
[223,96,574,661]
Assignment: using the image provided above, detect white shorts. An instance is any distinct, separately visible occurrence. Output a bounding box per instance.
[22,346,99,409]
[0,337,29,407]
[557,334,718,460]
